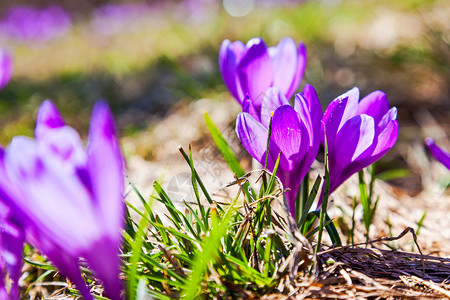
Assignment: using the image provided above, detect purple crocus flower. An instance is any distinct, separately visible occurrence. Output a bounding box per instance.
[425,138,450,170]
[0,100,125,300]
[0,50,12,90]
[236,85,322,218]
[323,88,399,194]
[219,37,307,106]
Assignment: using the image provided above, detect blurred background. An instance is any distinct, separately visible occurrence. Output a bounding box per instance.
[0,0,448,196]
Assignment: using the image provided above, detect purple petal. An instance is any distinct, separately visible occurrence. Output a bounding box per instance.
[0,149,24,212]
[242,95,260,123]
[35,100,65,140]
[294,94,313,143]
[87,101,125,242]
[286,42,307,99]
[269,37,299,98]
[84,238,123,300]
[237,38,273,104]
[330,115,375,192]
[357,90,390,125]
[271,105,309,171]
[377,107,398,131]
[38,126,87,172]
[85,103,125,298]
[260,87,289,128]
[294,85,322,178]
[39,244,93,300]
[236,112,271,167]
[0,50,12,90]
[425,138,450,170]
[0,218,24,299]
[372,119,398,157]
[0,287,7,300]
[323,87,360,149]
[299,84,322,127]
[219,39,245,102]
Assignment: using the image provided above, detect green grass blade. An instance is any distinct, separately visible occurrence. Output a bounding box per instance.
[298,174,322,229]
[375,168,410,181]
[179,146,214,205]
[307,211,342,246]
[204,112,245,177]
[297,171,310,223]
[264,116,273,170]
[181,204,236,299]
[265,153,281,195]
[127,214,150,300]
[153,181,183,229]
[129,179,156,222]
[316,131,330,253]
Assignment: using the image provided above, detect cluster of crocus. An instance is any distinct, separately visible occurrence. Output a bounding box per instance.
[0,100,125,299]
[221,37,399,219]
[0,50,12,90]
[425,138,450,170]
[0,5,71,43]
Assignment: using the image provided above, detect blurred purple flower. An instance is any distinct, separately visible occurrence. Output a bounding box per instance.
[425,138,450,170]
[0,100,125,300]
[323,88,399,194]
[0,51,12,90]
[236,85,322,218]
[0,5,71,42]
[219,37,307,106]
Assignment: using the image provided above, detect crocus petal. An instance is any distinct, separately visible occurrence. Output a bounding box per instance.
[260,87,289,128]
[219,40,245,102]
[377,107,398,131]
[286,42,307,99]
[269,37,299,97]
[0,51,12,90]
[330,115,375,192]
[271,105,309,171]
[84,102,124,298]
[0,218,23,300]
[35,100,65,140]
[237,38,273,104]
[323,87,360,147]
[294,86,322,178]
[242,95,260,122]
[372,119,398,157]
[84,238,123,300]
[38,126,87,172]
[236,112,272,167]
[425,138,450,170]
[357,91,390,125]
[87,101,124,241]
[297,84,322,128]
[294,93,315,145]
[42,245,94,300]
